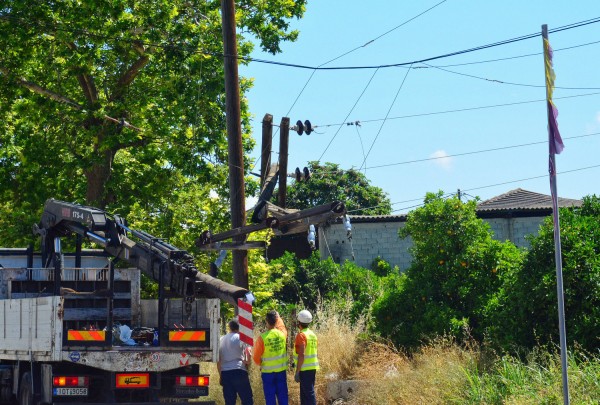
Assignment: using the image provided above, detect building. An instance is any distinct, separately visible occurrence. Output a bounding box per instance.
[319,189,582,271]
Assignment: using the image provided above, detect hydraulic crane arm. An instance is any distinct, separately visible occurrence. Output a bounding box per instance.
[33,199,247,305]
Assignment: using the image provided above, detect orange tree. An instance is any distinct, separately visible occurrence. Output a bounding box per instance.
[495,195,600,352]
[371,191,523,349]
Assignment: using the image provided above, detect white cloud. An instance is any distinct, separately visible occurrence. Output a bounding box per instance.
[430,150,452,170]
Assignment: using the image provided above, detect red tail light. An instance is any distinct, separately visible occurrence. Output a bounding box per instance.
[175,376,209,387]
[53,376,88,387]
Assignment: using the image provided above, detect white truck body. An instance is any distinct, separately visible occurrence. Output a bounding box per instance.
[0,251,220,404]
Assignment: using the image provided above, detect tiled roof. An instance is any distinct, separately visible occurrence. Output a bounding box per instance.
[476,188,582,212]
[331,189,582,224]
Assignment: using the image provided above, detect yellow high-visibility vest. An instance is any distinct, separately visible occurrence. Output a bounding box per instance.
[294,328,319,371]
[260,329,287,373]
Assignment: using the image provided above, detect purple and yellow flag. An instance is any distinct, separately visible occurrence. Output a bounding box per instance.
[544,37,565,155]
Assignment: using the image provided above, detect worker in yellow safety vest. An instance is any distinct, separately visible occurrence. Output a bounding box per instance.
[293,309,319,405]
[253,310,288,405]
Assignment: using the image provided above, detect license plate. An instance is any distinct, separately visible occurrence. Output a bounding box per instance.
[53,387,88,396]
[173,387,208,397]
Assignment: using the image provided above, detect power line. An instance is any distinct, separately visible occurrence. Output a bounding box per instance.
[463,164,600,193]
[242,17,600,70]
[359,64,413,171]
[317,68,381,162]
[4,13,600,72]
[420,62,600,90]
[385,164,600,214]
[363,132,600,170]
[314,91,600,128]
[320,0,449,66]
[272,0,448,174]
[303,130,600,180]
[417,38,600,69]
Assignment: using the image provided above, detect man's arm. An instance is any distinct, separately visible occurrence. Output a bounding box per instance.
[253,336,264,366]
[217,337,223,385]
[294,333,306,382]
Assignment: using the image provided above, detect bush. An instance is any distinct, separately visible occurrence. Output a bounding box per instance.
[498,195,600,352]
[268,252,340,311]
[371,192,523,350]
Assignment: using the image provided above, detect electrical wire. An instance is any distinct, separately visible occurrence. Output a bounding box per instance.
[417,38,600,69]
[359,64,412,171]
[320,0,449,66]
[3,14,600,72]
[242,17,600,70]
[317,68,381,162]
[315,91,600,128]
[258,0,449,175]
[420,62,600,90]
[302,130,600,181]
[362,132,600,170]
[383,164,600,214]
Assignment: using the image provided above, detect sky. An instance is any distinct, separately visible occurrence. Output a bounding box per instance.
[238,0,600,214]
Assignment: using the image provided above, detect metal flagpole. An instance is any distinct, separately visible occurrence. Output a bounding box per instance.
[542,24,569,405]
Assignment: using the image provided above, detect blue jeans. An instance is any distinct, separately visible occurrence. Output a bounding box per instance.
[261,370,288,405]
[299,370,316,405]
[221,369,253,405]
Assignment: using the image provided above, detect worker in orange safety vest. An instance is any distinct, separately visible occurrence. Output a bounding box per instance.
[253,310,288,405]
[293,309,319,405]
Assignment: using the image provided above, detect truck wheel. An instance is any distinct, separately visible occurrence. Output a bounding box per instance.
[18,373,32,405]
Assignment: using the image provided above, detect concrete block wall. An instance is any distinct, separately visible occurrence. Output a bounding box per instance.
[483,217,546,248]
[320,215,548,270]
[319,221,412,271]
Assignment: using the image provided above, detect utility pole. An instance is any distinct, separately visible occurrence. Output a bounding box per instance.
[261,114,273,189]
[220,0,248,289]
[277,117,290,208]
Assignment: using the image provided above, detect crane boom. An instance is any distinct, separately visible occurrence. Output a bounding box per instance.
[33,199,247,305]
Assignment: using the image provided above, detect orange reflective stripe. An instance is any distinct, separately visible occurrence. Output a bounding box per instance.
[67,330,106,341]
[168,330,206,341]
[116,373,149,388]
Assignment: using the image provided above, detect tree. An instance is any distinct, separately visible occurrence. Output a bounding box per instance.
[496,195,600,352]
[371,191,522,349]
[282,161,392,215]
[0,0,306,245]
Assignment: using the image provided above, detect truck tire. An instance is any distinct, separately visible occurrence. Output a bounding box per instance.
[18,373,32,405]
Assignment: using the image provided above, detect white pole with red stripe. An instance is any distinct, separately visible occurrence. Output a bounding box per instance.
[237,298,254,346]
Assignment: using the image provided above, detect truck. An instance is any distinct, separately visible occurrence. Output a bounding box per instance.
[0,198,346,404]
[0,199,250,405]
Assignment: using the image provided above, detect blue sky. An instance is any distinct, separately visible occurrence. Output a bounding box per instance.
[239,0,600,214]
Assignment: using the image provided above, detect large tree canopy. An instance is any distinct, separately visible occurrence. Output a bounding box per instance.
[282,161,392,215]
[0,0,306,246]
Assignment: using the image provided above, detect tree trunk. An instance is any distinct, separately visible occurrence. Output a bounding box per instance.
[84,148,114,209]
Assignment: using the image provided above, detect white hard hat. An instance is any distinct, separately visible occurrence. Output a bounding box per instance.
[297,309,313,323]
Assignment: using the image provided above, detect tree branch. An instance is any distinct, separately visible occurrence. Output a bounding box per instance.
[110,54,150,101]
[1,67,142,133]
[66,42,99,105]
[1,66,83,109]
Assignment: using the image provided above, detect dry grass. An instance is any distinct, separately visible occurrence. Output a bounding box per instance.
[311,301,367,403]
[202,300,367,404]
[197,309,600,405]
[348,337,477,405]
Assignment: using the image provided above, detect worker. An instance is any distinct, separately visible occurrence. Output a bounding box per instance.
[253,310,288,405]
[293,309,319,405]
[217,318,254,405]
